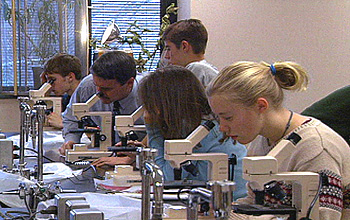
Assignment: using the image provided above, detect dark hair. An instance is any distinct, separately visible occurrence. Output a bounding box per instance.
[90,51,136,84]
[139,65,212,139]
[44,53,83,80]
[162,19,208,54]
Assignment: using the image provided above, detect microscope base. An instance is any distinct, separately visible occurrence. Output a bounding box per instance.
[233,204,297,220]
[66,150,111,163]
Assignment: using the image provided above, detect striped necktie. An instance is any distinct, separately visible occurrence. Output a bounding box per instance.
[113,101,121,115]
[112,101,121,145]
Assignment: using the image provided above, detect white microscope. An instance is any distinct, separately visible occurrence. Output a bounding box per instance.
[164,120,229,181]
[65,93,112,163]
[28,79,62,115]
[114,105,145,144]
[238,133,320,219]
[114,105,145,136]
[104,106,146,169]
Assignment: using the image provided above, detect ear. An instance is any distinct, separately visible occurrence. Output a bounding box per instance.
[256,97,269,113]
[67,72,76,81]
[181,40,191,53]
[125,77,135,91]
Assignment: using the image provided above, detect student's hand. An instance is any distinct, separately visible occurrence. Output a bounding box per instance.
[92,155,135,167]
[40,72,48,84]
[47,112,63,129]
[115,140,145,147]
[84,126,100,140]
[59,141,75,155]
[93,140,146,168]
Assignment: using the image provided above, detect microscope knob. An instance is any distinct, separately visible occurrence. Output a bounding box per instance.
[100,134,107,141]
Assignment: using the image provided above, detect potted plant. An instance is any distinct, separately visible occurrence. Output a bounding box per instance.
[2,0,60,63]
[1,0,73,89]
[90,3,178,73]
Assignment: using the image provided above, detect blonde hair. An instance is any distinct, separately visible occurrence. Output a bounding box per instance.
[206,61,309,108]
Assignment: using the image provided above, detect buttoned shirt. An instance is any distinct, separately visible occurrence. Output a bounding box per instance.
[62,74,144,144]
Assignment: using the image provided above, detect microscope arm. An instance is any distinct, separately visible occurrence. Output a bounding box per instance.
[65,94,112,161]
[164,121,228,181]
[28,80,62,115]
[164,153,228,181]
[164,121,215,155]
[266,137,298,169]
[115,105,145,136]
[72,94,100,120]
[29,80,53,98]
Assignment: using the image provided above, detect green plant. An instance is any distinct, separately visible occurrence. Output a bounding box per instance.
[90,3,178,72]
[1,0,74,65]
[35,0,59,63]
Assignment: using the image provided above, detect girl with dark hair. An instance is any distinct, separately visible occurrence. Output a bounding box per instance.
[139,65,247,200]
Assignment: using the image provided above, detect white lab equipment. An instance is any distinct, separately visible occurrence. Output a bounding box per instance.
[29,79,62,115]
[114,105,145,138]
[241,133,320,219]
[67,94,112,162]
[164,121,229,181]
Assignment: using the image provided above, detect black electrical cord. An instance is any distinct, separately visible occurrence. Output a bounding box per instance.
[82,164,104,180]
[22,193,32,217]
[0,189,19,194]
[24,155,55,163]
[300,173,324,220]
[5,209,30,219]
[24,148,56,162]
[66,164,103,185]
[9,216,27,220]
[176,187,191,206]
[0,211,8,219]
[176,187,210,214]
[28,210,42,220]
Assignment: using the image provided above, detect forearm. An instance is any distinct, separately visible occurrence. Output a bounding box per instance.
[62,106,81,143]
[146,123,175,181]
[63,132,82,144]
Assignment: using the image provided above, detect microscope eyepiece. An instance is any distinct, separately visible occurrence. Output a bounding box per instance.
[203,120,215,130]
[96,91,104,98]
[48,78,56,84]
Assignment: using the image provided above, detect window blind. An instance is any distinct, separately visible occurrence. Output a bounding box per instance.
[90,0,161,72]
[0,0,161,92]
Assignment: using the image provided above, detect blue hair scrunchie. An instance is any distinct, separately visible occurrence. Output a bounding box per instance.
[270,64,276,76]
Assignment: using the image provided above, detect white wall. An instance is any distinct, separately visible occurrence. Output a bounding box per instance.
[190,0,350,112]
[0,99,20,132]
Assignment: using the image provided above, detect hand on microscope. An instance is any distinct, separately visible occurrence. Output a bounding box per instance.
[47,112,63,129]
[59,125,100,155]
[59,141,76,155]
[92,140,144,168]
